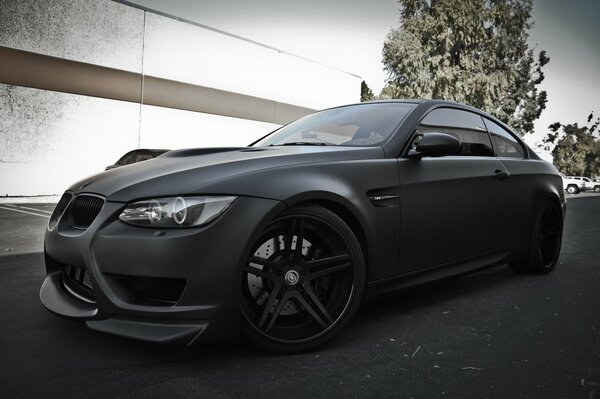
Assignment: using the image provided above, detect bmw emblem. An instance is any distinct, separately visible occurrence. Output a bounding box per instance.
[78,180,94,190]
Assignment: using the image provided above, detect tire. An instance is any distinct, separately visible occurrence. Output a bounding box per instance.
[240,204,365,353]
[510,200,563,274]
[594,186,600,193]
[566,185,578,194]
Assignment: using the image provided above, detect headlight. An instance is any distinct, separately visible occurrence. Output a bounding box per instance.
[119,196,237,228]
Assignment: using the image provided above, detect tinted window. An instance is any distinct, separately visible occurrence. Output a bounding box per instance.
[483,118,525,158]
[253,103,416,147]
[137,152,155,162]
[418,108,494,157]
[117,151,138,165]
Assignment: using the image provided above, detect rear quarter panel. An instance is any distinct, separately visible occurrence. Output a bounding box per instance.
[499,158,564,252]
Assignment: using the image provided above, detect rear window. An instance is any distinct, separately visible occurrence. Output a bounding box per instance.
[483,118,525,158]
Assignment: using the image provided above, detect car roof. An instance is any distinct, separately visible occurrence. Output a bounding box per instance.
[326,99,501,122]
[122,149,169,154]
[337,99,480,108]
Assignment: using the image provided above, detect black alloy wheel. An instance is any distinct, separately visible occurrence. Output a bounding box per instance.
[511,200,563,274]
[240,205,365,353]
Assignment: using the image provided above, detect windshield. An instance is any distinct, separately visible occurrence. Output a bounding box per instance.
[253,102,416,147]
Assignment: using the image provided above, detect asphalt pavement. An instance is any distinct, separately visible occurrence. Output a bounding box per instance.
[0,198,598,398]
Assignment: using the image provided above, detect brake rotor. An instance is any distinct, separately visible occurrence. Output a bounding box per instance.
[247,236,312,315]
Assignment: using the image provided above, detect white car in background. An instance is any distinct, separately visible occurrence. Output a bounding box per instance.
[587,178,600,192]
[562,176,600,193]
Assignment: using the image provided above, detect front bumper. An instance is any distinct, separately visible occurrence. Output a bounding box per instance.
[41,195,282,345]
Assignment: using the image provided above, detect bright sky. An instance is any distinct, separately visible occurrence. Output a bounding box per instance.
[130,0,600,160]
[527,0,600,157]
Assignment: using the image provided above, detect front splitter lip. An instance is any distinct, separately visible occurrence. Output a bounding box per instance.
[40,272,210,345]
[40,272,98,319]
[86,318,209,346]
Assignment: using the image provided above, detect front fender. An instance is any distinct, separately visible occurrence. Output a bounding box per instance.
[195,160,402,281]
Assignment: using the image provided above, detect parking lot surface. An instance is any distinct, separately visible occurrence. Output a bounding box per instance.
[0,198,599,398]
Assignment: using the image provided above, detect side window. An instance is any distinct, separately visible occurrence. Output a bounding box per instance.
[418,108,494,157]
[137,152,154,162]
[483,118,525,158]
[117,152,137,165]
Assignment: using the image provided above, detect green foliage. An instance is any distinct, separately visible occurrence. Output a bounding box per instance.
[382,0,548,135]
[360,81,374,102]
[543,113,600,177]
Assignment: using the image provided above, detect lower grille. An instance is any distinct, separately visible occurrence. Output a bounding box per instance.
[62,265,96,303]
[67,195,105,229]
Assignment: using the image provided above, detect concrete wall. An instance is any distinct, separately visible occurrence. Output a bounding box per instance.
[0,0,360,196]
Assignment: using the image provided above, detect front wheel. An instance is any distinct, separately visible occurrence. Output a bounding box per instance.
[566,185,579,194]
[510,200,563,274]
[240,205,365,353]
[594,186,600,193]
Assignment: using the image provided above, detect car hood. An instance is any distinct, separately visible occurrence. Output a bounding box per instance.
[68,146,383,202]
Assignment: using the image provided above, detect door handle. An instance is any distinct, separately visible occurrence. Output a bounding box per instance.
[492,170,510,180]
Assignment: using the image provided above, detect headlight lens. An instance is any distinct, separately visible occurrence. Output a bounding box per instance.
[119,196,237,228]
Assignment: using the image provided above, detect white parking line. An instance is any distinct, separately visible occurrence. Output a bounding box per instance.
[0,205,50,218]
[3,204,53,214]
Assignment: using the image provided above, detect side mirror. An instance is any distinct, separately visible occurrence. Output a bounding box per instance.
[408,132,461,158]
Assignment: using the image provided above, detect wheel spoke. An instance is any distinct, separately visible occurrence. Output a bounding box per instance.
[543,238,557,254]
[306,254,350,268]
[302,284,334,324]
[245,265,275,281]
[257,283,283,330]
[307,254,352,279]
[541,227,561,239]
[249,256,279,270]
[310,262,352,279]
[292,291,328,329]
[264,291,291,333]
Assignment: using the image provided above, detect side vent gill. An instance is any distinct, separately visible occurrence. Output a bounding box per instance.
[367,187,399,207]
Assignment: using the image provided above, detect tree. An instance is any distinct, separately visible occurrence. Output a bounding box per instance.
[382,0,549,135]
[543,113,600,177]
[360,80,374,102]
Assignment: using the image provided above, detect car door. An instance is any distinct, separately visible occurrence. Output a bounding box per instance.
[397,107,510,273]
[482,117,544,252]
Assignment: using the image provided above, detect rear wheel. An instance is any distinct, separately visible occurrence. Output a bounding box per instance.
[240,205,365,353]
[510,200,563,274]
[594,186,600,193]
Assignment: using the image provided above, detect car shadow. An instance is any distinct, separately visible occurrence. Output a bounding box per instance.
[335,264,522,346]
[359,264,516,321]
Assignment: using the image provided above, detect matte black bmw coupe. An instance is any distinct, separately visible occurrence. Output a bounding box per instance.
[41,100,565,353]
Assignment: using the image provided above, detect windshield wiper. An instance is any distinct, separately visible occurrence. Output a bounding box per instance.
[270,142,328,146]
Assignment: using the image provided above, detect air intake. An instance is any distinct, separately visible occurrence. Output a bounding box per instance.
[48,192,73,229]
[63,265,96,303]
